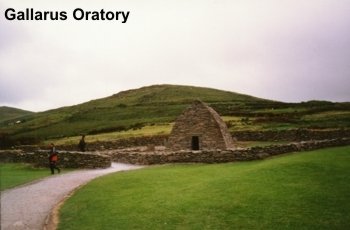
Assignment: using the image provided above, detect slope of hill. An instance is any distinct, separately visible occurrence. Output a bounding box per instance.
[76,84,268,109]
[0,84,349,146]
[0,106,34,123]
[0,85,270,143]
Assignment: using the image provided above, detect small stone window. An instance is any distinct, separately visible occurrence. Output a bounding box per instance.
[191,136,200,150]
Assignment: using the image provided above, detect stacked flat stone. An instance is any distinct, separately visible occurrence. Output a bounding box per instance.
[168,100,235,150]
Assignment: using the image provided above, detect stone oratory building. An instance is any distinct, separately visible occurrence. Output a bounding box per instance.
[168,100,235,151]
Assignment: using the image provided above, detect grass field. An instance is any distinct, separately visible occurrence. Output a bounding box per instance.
[58,146,350,229]
[0,163,51,191]
[44,123,172,146]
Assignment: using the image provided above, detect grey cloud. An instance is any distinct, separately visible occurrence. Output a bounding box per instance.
[1,0,350,111]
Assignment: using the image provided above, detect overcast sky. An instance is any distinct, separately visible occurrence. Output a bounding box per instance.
[1,0,350,112]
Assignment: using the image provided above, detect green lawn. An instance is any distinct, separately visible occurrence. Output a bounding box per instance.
[0,163,51,191]
[58,146,350,229]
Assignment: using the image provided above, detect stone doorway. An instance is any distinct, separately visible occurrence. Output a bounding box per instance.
[191,136,199,150]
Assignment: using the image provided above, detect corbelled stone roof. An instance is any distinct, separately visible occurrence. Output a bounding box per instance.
[168,100,235,150]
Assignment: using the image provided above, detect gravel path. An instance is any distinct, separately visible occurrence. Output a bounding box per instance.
[1,163,142,230]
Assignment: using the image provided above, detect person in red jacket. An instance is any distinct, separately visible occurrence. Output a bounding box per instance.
[49,143,60,174]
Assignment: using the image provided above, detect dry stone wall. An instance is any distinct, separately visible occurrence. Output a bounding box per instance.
[47,129,350,152]
[232,129,350,141]
[0,150,111,169]
[3,138,350,167]
[10,129,347,153]
[55,135,168,151]
[109,138,350,165]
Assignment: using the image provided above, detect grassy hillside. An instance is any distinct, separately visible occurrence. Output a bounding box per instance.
[0,106,33,123]
[58,146,350,229]
[1,84,349,146]
[0,85,268,143]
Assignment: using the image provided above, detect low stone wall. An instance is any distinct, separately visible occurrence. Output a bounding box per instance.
[0,150,111,169]
[232,129,350,141]
[55,129,350,151]
[109,138,350,165]
[56,135,168,151]
[3,129,350,152]
[2,138,350,167]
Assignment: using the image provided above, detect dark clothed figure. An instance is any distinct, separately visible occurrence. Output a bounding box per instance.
[49,143,60,174]
[78,135,86,152]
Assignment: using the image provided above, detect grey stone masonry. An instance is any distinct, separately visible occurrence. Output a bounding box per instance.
[0,150,111,169]
[111,138,350,165]
[168,100,235,150]
[2,138,350,167]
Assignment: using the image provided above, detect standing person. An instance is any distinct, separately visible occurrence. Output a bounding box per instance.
[49,143,60,174]
[78,135,86,152]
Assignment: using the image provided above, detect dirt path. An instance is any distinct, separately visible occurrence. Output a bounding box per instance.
[0,163,142,230]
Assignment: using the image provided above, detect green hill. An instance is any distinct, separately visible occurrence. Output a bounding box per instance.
[0,84,349,146]
[0,106,33,123]
[0,85,269,143]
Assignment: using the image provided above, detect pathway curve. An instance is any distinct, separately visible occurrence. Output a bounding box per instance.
[1,163,142,230]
